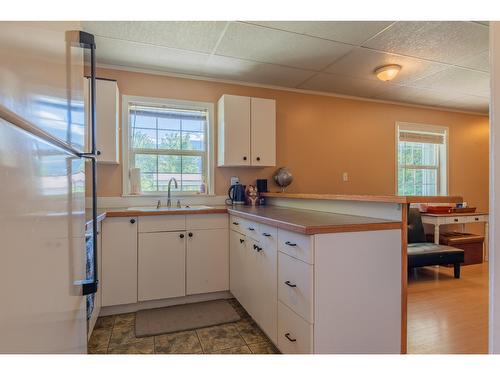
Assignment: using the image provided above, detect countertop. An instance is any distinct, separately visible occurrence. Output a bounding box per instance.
[90,204,401,234]
[228,205,402,234]
[261,192,464,204]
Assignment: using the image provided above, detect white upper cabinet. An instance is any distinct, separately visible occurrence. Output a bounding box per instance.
[217,94,276,167]
[85,78,120,164]
[251,97,276,166]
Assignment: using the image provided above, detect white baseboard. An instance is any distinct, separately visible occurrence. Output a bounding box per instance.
[100,291,233,316]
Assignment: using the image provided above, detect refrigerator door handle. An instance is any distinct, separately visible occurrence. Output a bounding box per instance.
[70,30,99,296]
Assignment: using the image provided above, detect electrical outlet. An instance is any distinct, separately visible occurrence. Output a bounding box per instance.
[342,172,349,182]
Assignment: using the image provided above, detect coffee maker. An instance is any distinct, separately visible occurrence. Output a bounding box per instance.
[227,177,246,205]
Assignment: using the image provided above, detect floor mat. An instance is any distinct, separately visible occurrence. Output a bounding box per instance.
[135,299,240,337]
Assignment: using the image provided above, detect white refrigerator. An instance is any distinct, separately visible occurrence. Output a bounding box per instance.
[0,22,98,353]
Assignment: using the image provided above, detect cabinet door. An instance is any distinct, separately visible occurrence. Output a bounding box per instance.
[85,78,119,164]
[186,229,229,295]
[229,230,248,307]
[252,229,278,343]
[218,95,251,166]
[101,217,138,307]
[138,231,186,301]
[251,97,276,166]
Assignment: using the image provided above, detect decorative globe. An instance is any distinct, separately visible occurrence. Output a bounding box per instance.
[273,167,293,192]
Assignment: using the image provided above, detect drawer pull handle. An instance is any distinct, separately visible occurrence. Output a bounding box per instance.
[285,281,297,288]
[253,245,263,252]
[475,218,479,221]
[239,239,245,244]
[130,219,136,224]
[232,222,239,225]
[262,233,271,237]
[285,241,297,246]
[248,227,255,231]
[454,219,459,222]
[179,234,185,239]
[285,333,297,342]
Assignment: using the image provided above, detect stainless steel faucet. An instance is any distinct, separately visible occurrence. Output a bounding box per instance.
[167,177,178,208]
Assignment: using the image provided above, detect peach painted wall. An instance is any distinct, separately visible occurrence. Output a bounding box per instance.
[89,67,489,212]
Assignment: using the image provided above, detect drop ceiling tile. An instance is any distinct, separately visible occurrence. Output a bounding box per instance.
[439,95,489,113]
[204,55,316,87]
[298,72,388,98]
[410,66,490,97]
[373,84,464,107]
[94,36,211,75]
[324,48,446,84]
[83,21,227,54]
[215,22,354,71]
[363,21,489,65]
[457,50,489,72]
[246,21,393,45]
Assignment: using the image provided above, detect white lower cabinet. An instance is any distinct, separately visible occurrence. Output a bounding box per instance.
[230,221,278,345]
[101,214,229,306]
[138,231,186,301]
[101,217,138,307]
[186,229,229,295]
[230,230,248,307]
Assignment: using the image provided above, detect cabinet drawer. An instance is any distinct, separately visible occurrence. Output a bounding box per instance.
[277,301,313,354]
[230,215,248,235]
[278,229,314,264]
[278,252,314,323]
[138,215,186,233]
[259,223,277,249]
[445,216,468,225]
[230,215,259,241]
[243,219,260,241]
[186,213,228,230]
[466,215,487,223]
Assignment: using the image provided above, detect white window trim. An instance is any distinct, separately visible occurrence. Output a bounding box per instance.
[122,95,215,197]
[395,121,449,196]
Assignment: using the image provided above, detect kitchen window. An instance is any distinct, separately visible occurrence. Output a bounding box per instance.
[122,96,214,195]
[396,122,448,196]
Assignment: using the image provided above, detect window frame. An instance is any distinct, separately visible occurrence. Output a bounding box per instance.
[122,95,215,197]
[395,122,449,196]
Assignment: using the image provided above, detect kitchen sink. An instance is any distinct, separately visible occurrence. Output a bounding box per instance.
[126,205,212,212]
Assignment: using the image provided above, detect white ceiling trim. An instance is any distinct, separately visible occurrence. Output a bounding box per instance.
[97,62,488,116]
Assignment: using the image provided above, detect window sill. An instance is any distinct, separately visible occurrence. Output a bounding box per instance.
[121,193,217,198]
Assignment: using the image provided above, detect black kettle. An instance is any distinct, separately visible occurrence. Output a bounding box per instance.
[227,183,246,205]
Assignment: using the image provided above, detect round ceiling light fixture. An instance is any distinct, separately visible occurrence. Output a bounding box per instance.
[374,64,402,81]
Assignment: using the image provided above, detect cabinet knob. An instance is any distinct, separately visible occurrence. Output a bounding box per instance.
[232,222,239,226]
[475,218,479,221]
[454,218,459,222]
[239,238,245,244]
[285,280,297,288]
[179,233,185,238]
[188,232,193,237]
[256,157,260,161]
[248,227,255,231]
[285,333,297,342]
[262,233,271,237]
[130,219,136,224]
[243,156,247,161]
[96,150,101,156]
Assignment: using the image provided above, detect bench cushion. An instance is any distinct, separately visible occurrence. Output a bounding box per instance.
[408,243,464,268]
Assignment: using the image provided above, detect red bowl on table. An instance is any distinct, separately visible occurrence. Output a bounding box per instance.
[425,206,453,214]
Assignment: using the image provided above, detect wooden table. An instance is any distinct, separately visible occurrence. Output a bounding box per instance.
[421,212,489,260]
